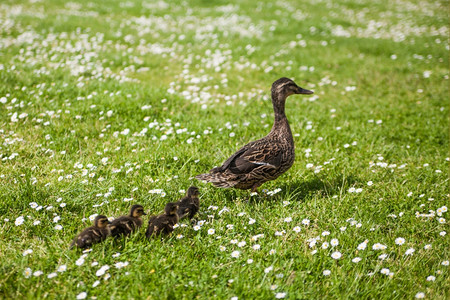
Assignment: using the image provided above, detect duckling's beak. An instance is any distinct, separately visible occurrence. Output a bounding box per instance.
[296,87,314,94]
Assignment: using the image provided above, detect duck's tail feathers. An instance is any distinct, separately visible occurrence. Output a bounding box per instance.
[195,173,237,188]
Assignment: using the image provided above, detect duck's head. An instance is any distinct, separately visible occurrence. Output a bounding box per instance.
[164,202,179,216]
[130,204,147,218]
[187,186,200,197]
[271,77,313,100]
[94,215,111,228]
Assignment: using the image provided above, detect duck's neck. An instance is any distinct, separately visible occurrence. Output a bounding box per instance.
[270,93,292,139]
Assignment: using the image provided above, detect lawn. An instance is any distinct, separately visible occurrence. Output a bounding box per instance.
[0,0,448,299]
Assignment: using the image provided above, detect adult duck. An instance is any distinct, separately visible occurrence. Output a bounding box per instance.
[196,77,313,193]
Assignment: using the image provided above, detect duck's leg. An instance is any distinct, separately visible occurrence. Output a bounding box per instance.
[244,183,262,202]
[251,182,263,194]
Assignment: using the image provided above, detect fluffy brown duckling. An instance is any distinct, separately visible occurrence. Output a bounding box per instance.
[70,215,111,249]
[196,78,313,193]
[109,204,147,238]
[176,186,200,220]
[145,202,179,238]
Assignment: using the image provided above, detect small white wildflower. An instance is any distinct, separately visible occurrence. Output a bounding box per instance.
[231,251,240,258]
[33,270,43,277]
[380,268,390,275]
[57,265,67,272]
[357,240,369,250]
[330,238,339,247]
[95,265,110,276]
[24,268,33,278]
[15,216,25,226]
[405,248,415,256]
[275,293,287,299]
[415,292,425,299]
[114,262,129,269]
[378,254,388,260]
[395,237,405,245]
[352,257,362,263]
[331,251,342,259]
[372,243,387,250]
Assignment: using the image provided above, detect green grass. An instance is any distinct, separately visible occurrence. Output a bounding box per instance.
[0,0,448,299]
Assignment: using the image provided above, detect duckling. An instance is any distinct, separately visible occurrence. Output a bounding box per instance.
[109,204,147,238]
[196,78,313,193]
[145,202,179,238]
[70,215,111,249]
[176,186,200,220]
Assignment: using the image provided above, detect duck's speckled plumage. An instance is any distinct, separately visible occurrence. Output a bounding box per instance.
[70,215,110,249]
[109,204,146,237]
[176,186,200,220]
[146,202,179,238]
[196,78,313,192]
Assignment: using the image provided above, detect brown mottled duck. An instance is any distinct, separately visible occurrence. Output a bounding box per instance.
[70,215,111,249]
[176,186,200,220]
[195,77,313,193]
[109,204,147,237]
[145,202,179,238]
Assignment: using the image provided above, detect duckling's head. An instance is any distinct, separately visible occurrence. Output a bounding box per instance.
[130,204,147,218]
[164,202,179,216]
[271,77,313,100]
[187,186,200,197]
[94,215,111,228]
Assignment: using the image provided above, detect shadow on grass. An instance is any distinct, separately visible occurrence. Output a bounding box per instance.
[251,173,361,204]
[182,172,361,205]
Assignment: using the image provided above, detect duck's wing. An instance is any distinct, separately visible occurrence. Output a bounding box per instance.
[227,141,283,175]
[195,138,283,187]
[145,216,159,237]
[213,144,252,172]
[109,217,134,236]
